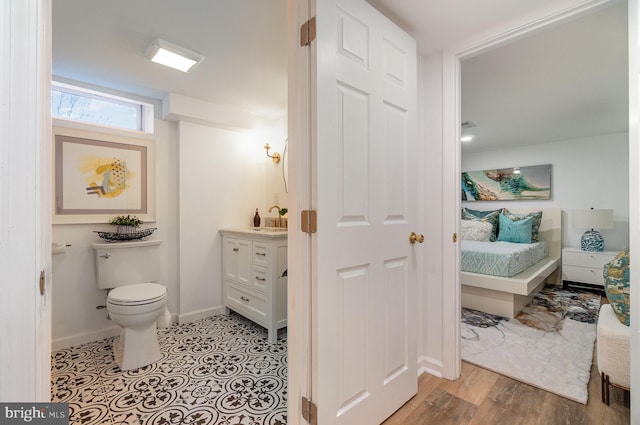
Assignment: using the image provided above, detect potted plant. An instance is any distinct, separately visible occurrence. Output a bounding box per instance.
[109,215,143,234]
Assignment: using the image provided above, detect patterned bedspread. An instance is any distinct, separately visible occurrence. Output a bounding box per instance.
[461,240,548,277]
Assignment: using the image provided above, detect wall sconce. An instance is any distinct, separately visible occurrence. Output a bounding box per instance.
[264,143,280,163]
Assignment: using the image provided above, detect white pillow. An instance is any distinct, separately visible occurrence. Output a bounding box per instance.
[460,220,493,242]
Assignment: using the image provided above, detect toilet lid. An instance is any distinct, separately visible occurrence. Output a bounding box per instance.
[108,283,166,305]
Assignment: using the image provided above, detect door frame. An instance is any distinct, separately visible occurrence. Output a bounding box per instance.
[0,0,52,401]
[287,1,313,424]
[628,0,639,421]
[442,0,632,387]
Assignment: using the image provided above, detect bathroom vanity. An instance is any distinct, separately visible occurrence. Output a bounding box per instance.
[220,228,287,343]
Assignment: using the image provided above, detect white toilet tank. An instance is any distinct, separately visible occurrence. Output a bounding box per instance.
[93,240,162,289]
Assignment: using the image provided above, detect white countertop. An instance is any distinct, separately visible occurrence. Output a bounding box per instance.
[220,227,288,238]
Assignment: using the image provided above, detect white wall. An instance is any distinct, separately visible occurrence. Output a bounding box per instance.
[462,133,629,252]
[52,93,288,348]
[177,122,264,322]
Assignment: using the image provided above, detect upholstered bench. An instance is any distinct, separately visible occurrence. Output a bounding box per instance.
[597,248,630,405]
[597,303,630,404]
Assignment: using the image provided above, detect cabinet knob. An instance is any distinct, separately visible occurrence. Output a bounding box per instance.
[256,252,266,256]
[233,248,239,252]
[256,277,266,282]
[241,296,250,302]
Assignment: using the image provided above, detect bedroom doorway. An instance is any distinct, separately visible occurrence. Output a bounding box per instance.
[456,0,629,397]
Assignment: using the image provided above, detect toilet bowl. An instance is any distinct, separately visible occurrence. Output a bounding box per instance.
[107,282,168,371]
[93,240,169,371]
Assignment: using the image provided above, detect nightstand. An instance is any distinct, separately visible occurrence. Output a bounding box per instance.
[562,247,617,293]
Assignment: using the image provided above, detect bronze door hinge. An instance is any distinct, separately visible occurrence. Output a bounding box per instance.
[301,210,317,234]
[300,17,316,46]
[301,396,317,425]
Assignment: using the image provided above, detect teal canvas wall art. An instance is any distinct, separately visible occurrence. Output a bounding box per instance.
[462,164,551,201]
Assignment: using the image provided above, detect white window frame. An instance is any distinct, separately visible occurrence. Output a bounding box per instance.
[51,81,154,134]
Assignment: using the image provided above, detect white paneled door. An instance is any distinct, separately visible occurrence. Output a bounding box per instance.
[311,0,419,423]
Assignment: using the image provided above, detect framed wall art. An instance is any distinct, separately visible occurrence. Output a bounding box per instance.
[462,164,551,201]
[53,126,155,224]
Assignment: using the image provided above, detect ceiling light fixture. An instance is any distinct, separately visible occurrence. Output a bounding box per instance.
[145,38,203,72]
[461,135,474,143]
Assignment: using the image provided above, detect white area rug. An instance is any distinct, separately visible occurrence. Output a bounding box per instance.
[461,286,601,404]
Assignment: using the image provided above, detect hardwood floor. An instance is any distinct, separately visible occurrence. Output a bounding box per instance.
[384,352,630,425]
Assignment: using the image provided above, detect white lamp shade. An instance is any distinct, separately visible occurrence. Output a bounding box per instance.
[573,209,614,230]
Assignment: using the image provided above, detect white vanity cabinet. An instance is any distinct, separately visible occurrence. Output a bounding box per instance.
[220,229,287,343]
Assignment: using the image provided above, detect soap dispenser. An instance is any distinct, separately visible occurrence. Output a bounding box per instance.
[253,208,261,227]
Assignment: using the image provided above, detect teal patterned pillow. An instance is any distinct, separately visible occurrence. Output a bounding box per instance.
[603,248,630,326]
[463,208,501,218]
[502,209,543,242]
[497,214,533,244]
[462,209,500,242]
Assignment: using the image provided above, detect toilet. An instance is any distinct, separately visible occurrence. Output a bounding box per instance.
[93,239,170,371]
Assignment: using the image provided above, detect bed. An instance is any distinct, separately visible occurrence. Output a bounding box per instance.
[461,208,562,318]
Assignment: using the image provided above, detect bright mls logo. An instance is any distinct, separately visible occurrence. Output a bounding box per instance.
[1,403,68,424]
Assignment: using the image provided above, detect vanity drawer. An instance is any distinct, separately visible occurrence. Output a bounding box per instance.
[252,242,269,266]
[225,281,268,325]
[252,266,270,293]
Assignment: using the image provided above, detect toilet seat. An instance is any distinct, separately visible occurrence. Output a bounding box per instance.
[108,283,167,306]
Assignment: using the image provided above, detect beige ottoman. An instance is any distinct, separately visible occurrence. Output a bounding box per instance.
[596,303,630,405]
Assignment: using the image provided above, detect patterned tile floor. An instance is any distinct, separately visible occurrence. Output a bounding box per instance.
[51,313,287,425]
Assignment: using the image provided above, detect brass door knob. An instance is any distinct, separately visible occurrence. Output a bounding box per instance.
[409,232,424,244]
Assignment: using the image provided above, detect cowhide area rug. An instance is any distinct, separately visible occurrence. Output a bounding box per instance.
[461,285,601,404]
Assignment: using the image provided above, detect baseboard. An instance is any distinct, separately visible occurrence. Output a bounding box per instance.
[177,305,225,324]
[418,355,443,378]
[52,308,220,351]
[52,326,120,351]
[52,310,181,351]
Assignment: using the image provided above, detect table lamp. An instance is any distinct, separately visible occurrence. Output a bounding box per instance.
[573,209,614,252]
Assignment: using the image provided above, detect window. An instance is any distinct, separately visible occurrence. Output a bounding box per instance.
[51,82,154,133]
